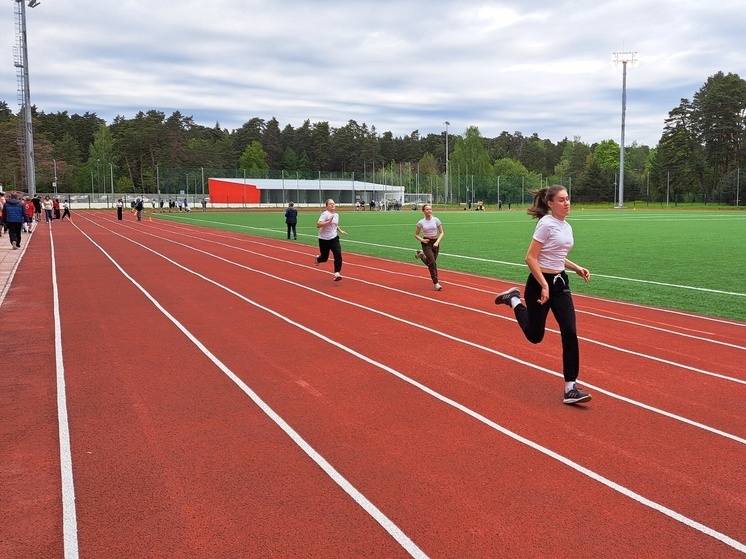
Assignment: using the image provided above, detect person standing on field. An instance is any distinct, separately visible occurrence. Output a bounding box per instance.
[414,203,444,291]
[42,196,54,222]
[314,199,347,281]
[61,199,71,221]
[22,196,34,232]
[2,192,25,250]
[285,201,298,239]
[134,198,144,221]
[493,184,592,405]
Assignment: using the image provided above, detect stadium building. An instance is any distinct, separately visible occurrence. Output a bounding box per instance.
[207,177,406,208]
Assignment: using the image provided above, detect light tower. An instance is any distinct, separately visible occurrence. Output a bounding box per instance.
[612,51,637,208]
[14,0,41,195]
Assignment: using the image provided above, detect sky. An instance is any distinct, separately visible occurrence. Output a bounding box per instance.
[2,0,745,148]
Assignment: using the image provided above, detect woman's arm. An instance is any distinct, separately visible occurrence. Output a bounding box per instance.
[525,239,550,304]
[565,258,591,282]
[433,224,444,247]
[414,224,424,242]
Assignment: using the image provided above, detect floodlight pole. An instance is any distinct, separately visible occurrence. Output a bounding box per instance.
[613,51,637,208]
[444,121,450,208]
[16,0,40,195]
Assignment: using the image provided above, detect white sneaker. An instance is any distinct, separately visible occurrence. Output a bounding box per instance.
[334,272,342,281]
[434,283,442,291]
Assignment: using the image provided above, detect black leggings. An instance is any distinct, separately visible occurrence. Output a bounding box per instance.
[317,236,342,273]
[513,271,579,382]
[286,223,297,238]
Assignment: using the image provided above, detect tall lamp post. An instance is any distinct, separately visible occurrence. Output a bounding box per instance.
[612,51,637,208]
[109,163,114,207]
[444,121,450,208]
[53,158,58,196]
[15,0,42,195]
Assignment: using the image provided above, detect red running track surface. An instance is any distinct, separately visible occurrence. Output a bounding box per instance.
[1,212,744,558]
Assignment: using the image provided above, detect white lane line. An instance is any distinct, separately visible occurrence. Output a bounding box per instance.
[72,225,429,559]
[76,218,746,555]
[82,217,746,444]
[50,227,80,559]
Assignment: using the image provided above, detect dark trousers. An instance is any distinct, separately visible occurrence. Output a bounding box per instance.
[7,222,22,247]
[514,271,579,382]
[286,223,297,239]
[419,239,440,284]
[317,236,342,273]
[117,208,123,220]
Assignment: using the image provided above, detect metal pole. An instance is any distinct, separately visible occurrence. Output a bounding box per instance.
[109,163,114,207]
[736,167,740,206]
[444,121,450,209]
[613,51,637,208]
[18,0,36,195]
[618,59,627,208]
[53,159,57,196]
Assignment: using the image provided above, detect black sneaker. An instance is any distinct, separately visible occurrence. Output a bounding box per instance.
[415,250,424,261]
[494,287,520,306]
[314,256,320,266]
[563,385,592,405]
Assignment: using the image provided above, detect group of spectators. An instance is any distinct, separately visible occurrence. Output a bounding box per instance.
[0,191,70,250]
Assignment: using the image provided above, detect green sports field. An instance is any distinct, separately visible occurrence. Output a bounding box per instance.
[155,207,746,322]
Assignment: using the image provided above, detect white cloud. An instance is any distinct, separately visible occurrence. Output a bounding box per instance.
[2,0,745,146]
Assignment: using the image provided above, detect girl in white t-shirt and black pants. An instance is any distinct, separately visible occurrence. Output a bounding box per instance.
[315,199,347,281]
[494,185,592,405]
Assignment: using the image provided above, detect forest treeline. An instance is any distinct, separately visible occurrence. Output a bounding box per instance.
[0,70,743,205]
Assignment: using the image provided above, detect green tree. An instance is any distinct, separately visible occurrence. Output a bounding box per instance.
[493,157,530,177]
[239,141,269,173]
[657,99,707,201]
[593,140,620,173]
[280,147,299,171]
[691,71,746,188]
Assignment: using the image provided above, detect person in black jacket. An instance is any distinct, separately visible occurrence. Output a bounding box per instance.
[134,198,144,221]
[284,201,298,239]
[2,192,26,250]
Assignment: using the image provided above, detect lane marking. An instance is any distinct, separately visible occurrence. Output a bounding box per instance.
[82,216,746,440]
[74,218,746,554]
[72,225,429,559]
[50,227,80,559]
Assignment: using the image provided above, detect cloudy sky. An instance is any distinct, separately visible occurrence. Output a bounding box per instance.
[2,1,745,148]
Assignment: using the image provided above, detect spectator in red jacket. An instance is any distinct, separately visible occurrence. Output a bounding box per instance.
[22,196,34,233]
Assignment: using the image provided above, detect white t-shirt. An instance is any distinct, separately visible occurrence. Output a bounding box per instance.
[417,216,442,238]
[532,215,573,270]
[317,210,340,240]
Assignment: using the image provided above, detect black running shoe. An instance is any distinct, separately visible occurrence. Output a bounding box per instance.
[563,385,592,405]
[494,287,520,306]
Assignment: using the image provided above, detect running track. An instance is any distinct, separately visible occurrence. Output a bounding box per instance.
[1,211,744,558]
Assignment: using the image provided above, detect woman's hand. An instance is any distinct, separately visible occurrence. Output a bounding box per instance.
[576,267,591,283]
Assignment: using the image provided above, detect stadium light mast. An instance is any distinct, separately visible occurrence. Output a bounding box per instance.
[612,51,637,208]
[14,0,41,195]
[444,121,450,208]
